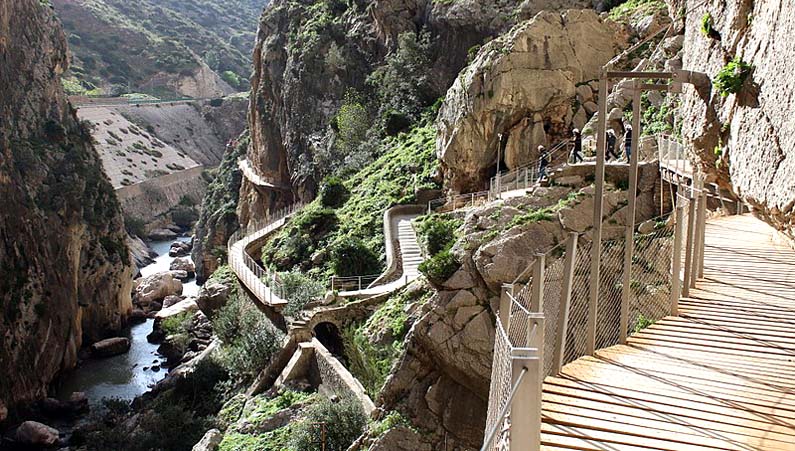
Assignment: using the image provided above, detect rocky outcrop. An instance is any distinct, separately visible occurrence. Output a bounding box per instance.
[239,0,596,228]
[677,0,795,238]
[15,421,60,447]
[375,163,662,449]
[437,10,627,193]
[90,337,132,358]
[133,272,183,311]
[196,282,231,319]
[0,0,134,415]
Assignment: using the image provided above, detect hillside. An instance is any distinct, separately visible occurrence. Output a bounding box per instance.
[52,0,266,97]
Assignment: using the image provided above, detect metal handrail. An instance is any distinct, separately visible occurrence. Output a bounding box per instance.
[488,140,570,199]
[480,366,528,451]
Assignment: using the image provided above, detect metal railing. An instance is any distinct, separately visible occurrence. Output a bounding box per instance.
[427,190,491,213]
[488,140,570,200]
[227,203,306,308]
[482,180,709,449]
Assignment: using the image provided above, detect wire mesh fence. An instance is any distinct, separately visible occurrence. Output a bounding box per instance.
[484,320,513,451]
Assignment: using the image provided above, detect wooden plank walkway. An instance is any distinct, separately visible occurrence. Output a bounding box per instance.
[540,214,795,450]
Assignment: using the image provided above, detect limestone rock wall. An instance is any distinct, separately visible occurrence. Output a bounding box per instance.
[0,0,133,416]
[374,163,662,449]
[677,0,795,238]
[436,10,628,193]
[240,0,596,227]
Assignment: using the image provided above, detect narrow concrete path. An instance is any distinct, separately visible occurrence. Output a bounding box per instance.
[337,213,424,298]
[540,215,795,450]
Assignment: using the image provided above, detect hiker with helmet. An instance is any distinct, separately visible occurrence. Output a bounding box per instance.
[570,129,584,164]
[623,119,633,161]
[606,129,619,161]
[538,145,549,180]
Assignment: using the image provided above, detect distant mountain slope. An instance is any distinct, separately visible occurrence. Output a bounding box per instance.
[52,0,266,96]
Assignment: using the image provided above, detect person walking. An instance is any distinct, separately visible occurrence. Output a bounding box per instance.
[538,145,549,180]
[570,129,584,164]
[623,120,633,161]
[606,129,619,161]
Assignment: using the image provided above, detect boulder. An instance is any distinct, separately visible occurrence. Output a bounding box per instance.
[15,421,59,447]
[133,272,183,308]
[195,282,230,318]
[170,257,196,278]
[129,309,147,323]
[170,270,190,282]
[437,9,626,192]
[162,295,183,309]
[192,429,223,451]
[68,392,89,413]
[149,228,178,241]
[169,241,192,257]
[638,219,656,235]
[156,299,199,321]
[90,337,131,358]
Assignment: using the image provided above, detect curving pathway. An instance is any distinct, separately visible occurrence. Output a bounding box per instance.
[336,213,424,299]
[238,158,291,191]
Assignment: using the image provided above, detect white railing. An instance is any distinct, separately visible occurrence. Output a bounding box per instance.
[227,202,305,308]
[488,140,570,200]
[329,274,381,292]
[483,191,708,449]
[427,190,491,213]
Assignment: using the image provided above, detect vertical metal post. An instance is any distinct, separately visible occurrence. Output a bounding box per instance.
[683,193,697,297]
[531,254,545,313]
[510,316,543,451]
[620,81,642,344]
[552,233,578,375]
[697,187,707,279]
[671,205,686,315]
[500,284,513,330]
[693,176,706,281]
[358,276,362,291]
[587,75,609,355]
[497,134,502,200]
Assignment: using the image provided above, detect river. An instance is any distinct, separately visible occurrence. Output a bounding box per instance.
[54,237,198,406]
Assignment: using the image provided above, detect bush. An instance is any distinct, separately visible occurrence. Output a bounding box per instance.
[280,271,326,316]
[330,237,381,277]
[415,214,460,256]
[319,176,350,208]
[124,214,146,237]
[171,206,199,227]
[714,57,753,96]
[212,290,285,379]
[290,397,367,451]
[418,248,460,284]
[335,91,369,155]
[161,311,192,336]
[700,13,714,36]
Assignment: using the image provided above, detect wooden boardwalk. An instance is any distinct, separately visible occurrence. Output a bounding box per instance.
[540,214,795,450]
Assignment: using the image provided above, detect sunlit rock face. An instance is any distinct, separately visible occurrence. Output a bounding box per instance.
[436,10,626,194]
[677,0,795,237]
[0,0,133,416]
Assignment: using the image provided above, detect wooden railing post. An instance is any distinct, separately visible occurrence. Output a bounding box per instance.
[587,76,609,356]
[683,191,697,297]
[696,184,707,279]
[670,205,686,315]
[552,233,578,375]
[531,254,545,313]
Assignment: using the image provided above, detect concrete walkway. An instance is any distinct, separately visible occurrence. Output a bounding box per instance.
[540,215,795,450]
[337,213,424,298]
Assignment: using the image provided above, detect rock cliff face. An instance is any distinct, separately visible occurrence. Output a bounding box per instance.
[239,0,594,226]
[374,163,663,449]
[0,0,133,415]
[437,10,627,193]
[677,0,795,238]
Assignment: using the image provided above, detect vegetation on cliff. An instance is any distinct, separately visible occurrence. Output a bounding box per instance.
[262,121,439,280]
[53,0,262,95]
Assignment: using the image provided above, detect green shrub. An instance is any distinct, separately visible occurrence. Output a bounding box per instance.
[161,311,192,336]
[330,237,381,277]
[221,71,242,89]
[700,13,714,36]
[418,247,460,284]
[212,290,285,379]
[415,214,461,256]
[714,57,753,96]
[335,91,369,155]
[124,214,146,237]
[370,411,412,437]
[319,176,350,208]
[280,271,326,316]
[290,397,367,451]
[171,206,199,227]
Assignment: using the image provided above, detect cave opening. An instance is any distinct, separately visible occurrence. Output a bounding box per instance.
[313,322,346,363]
